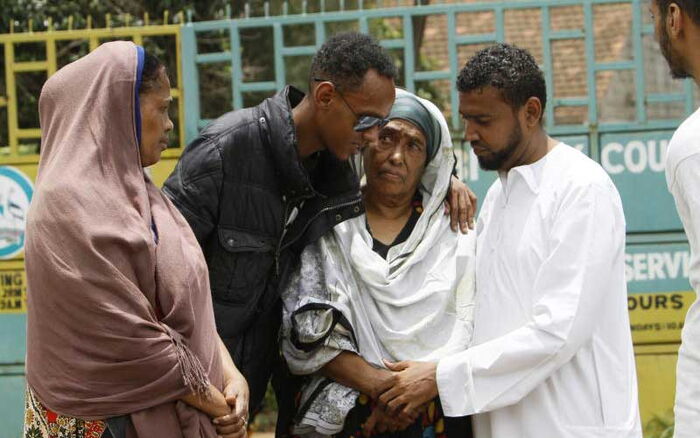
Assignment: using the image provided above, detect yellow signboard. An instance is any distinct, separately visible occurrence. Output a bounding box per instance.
[635,344,679,437]
[629,291,696,344]
[0,270,26,313]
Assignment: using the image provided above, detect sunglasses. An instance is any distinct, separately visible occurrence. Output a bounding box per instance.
[313,78,389,132]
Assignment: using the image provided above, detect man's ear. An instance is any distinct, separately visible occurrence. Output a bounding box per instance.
[313,81,335,109]
[523,97,543,127]
[667,3,684,39]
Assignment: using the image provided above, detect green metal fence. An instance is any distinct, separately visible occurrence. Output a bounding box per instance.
[176,5,695,431]
[181,0,696,137]
[0,2,696,435]
[179,0,695,238]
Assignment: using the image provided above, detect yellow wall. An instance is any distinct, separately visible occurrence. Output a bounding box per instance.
[635,344,678,436]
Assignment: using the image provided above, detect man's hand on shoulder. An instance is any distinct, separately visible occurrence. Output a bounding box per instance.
[445,175,477,233]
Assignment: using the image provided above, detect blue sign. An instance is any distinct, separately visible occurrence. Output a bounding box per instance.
[599,131,681,233]
[0,167,34,259]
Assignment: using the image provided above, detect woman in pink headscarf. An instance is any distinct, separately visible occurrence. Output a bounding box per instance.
[23,41,248,438]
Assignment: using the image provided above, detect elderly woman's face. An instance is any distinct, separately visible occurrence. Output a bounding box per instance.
[364,119,427,199]
[139,67,174,167]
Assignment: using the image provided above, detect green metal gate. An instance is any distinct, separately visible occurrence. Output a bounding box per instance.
[0,1,696,436]
[179,0,696,233]
[177,2,697,431]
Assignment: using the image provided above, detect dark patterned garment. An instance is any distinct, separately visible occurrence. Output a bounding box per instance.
[336,394,472,438]
[24,387,108,438]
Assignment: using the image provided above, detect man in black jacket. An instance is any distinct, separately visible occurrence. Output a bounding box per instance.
[164,32,476,433]
[163,32,397,424]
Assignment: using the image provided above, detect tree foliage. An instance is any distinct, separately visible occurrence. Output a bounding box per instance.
[0,0,440,153]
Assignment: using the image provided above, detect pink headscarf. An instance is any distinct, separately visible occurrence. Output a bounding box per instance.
[25,41,223,437]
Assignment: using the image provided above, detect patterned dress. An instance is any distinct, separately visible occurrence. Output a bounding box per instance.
[287,194,473,438]
[336,394,472,438]
[24,387,108,438]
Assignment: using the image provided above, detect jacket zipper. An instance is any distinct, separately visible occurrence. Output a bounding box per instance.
[275,199,291,277]
[257,115,285,276]
[279,196,362,255]
[258,116,362,276]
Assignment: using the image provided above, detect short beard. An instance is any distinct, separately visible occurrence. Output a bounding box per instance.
[659,23,691,79]
[474,121,523,171]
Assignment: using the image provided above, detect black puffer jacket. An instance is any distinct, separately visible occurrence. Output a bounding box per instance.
[163,86,362,414]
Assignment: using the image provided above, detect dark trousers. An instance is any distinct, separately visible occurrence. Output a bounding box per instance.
[102,416,129,438]
[221,300,285,417]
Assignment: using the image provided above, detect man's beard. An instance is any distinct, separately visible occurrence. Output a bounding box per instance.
[473,122,522,171]
[659,24,692,79]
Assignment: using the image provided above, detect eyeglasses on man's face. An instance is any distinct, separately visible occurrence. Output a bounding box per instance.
[313,78,390,132]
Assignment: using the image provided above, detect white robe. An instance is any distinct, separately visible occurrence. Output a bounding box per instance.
[665,107,700,438]
[436,143,642,438]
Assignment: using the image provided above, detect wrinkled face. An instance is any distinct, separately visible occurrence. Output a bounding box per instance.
[459,86,524,171]
[651,1,691,79]
[320,69,396,161]
[139,67,174,167]
[364,119,428,200]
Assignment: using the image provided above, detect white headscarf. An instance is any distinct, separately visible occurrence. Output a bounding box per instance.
[329,89,475,363]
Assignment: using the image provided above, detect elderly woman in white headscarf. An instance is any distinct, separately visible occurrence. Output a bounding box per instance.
[280,89,476,438]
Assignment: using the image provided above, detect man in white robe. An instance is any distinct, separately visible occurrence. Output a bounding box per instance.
[650,2,700,436]
[377,43,642,438]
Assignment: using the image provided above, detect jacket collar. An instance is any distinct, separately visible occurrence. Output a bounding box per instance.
[259,86,313,200]
[260,85,360,202]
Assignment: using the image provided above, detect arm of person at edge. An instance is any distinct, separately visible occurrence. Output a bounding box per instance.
[670,154,700,432]
[322,351,417,435]
[446,175,478,233]
[378,183,619,419]
[180,337,249,438]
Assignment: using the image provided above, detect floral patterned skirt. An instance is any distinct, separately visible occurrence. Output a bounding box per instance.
[24,387,108,438]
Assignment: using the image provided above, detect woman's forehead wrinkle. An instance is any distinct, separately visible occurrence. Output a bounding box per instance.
[389,120,425,143]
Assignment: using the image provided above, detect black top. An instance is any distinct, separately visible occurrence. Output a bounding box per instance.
[368,194,424,259]
[162,86,363,416]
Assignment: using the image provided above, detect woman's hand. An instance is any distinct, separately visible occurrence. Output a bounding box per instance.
[213,409,247,438]
[362,406,415,437]
[322,351,398,400]
[181,384,231,418]
[210,375,249,438]
[211,373,249,438]
[224,372,250,426]
[214,336,250,438]
[367,367,397,401]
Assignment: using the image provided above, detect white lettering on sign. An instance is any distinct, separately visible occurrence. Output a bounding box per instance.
[601,139,668,175]
[0,270,26,313]
[625,251,690,282]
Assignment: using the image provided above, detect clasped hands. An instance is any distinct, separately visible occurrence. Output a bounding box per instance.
[363,360,439,437]
[211,376,250,438]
